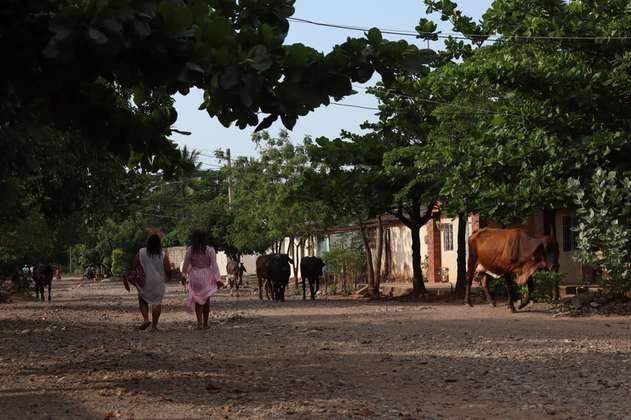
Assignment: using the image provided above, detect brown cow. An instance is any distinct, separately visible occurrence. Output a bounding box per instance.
[465,228,559,312]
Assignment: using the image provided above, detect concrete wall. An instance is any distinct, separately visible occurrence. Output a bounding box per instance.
[378,223,417,283]
[376,215,473,285]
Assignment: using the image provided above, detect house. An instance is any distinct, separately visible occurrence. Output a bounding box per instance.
[368,209,592,286]
[206,207,592,289]
[281,209,592,287]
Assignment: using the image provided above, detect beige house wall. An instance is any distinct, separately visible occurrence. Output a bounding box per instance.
[438,217,458,285]
[378,223,418,283]
[378,215,475,285]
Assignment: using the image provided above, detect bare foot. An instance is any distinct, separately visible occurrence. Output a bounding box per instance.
[138,321,151,331]
[202,325,209,330]
[196,324,203,330]
[150,326,159,332]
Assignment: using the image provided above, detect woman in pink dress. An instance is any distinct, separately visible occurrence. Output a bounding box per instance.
[181,230,222,329]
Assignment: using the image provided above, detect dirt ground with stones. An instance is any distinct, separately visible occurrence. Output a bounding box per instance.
[1,278,631,420]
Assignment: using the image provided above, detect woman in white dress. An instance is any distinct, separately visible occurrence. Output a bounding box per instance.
[132,234,172,331]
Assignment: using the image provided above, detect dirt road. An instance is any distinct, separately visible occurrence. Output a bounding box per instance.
[1,278,630,419]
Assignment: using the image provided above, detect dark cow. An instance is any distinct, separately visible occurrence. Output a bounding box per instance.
[256,254,293,301]
[33,264,53,302]
[301,256,325,300]
[465,228,559,312]
[256,255,273,300]
[226,260,245,297]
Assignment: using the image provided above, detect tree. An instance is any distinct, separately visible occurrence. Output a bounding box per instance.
[228,131,334,259]
[309,128,440,297]
[369,1,631,292]
[0,210,54,274]
[2,1,437,271]
[417,0,631,220]
[571,170,631,294]
[303,157,386,297]
[2,0,434,172]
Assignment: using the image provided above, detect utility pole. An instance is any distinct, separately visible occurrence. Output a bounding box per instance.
[226,148,233,208]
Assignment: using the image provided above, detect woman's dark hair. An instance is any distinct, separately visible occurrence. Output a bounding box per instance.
[146,234,162,258]
[190,230,207,255]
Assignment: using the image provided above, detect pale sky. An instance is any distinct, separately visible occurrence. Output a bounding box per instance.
[171,1,492,169]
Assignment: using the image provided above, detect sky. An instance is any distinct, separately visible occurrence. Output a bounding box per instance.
[171,0,493,168]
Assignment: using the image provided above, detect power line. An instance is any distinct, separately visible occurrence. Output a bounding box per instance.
[331,102,379,111]
[288,16,631,42]
[198,152,222,160]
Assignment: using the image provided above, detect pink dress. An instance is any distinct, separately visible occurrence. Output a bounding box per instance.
[182,246,221,310]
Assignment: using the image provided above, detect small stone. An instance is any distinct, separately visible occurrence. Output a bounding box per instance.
[589,301,601,308]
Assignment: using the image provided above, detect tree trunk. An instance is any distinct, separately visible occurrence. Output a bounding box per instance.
[289,236,299,289]
[358,217,376,297]
[296,238,305,290]
[374,215,384,297]
[455,213,468,295]
[410,224,427,297]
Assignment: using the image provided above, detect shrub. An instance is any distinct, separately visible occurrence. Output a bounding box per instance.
[327,283,337,295]
[570,170,631,295]
[162,229,181,247]
[68,244,87,274]
[531,271,566,302]
[322,248,365,278]
[110,248,130,279]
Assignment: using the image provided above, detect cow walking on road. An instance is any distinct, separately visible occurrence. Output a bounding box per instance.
[300,256,325,301]
[33,264,53,302]
[465,228,559,312]
[256,255,272,300]
[256,254,293,301]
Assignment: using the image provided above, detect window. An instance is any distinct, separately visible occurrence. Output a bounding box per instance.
[443,223,454,251]
[562,215,578,252]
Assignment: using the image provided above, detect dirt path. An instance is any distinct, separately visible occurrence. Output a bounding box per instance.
[1,278,631,419]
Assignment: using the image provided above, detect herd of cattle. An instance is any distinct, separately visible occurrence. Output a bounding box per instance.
[251,254,326,301]
[233,227,561,310]
[21,228,561,312]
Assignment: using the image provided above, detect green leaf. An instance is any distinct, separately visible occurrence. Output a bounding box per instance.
[247,45,273,72]
[367,28,383,44]
[88,27,108,45]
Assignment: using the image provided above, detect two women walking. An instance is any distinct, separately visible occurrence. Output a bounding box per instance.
[131,230,221,331]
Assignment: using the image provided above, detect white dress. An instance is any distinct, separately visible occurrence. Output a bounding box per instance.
[138,248,166,305]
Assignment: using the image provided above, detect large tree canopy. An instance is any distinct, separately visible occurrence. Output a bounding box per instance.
[2,0,435,172]
[377,0,631,223]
